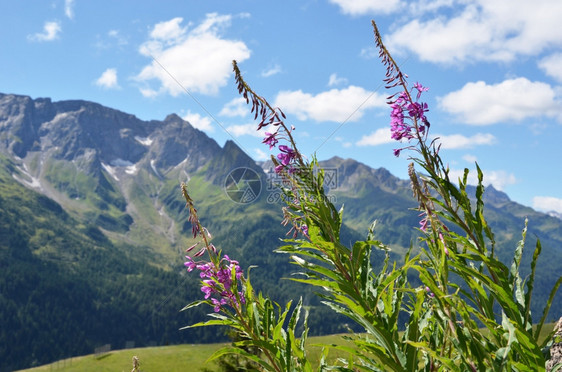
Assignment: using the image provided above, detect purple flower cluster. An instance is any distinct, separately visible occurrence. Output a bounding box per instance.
[390,82,430,157]
[390,92,413,141]
[419,213,429,232]
[263,132,278,149]
[413,82,429,100]
[185,255,245,312]
[418,212,450,256]
[275,145,296,173]
[260,128,298,174]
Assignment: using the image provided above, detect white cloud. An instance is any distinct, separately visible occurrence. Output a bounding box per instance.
[183,111,213,132]
[95,68,119,89]
[386,0,562,64]
[108,29,128,46]
[334,136,353,148]
[136,13,251,97]
[479,170,517,191]
[95,30,128,49]
[359,46,377,59]
[329,0,403,15]
[149,17,186,41]
[539,53,562,83]
[328,73,348,87]
[219,97,249,117]
[226,123,263,137]
[261,64,282,77]
[65,0,75,19]
[387,11,499,64]
[356,127,393,146]
[28,21,62,42]
[254,148,269,161]
[408,0,454,14]
[438,78,562,125]
[462,154,478,163]
[139,88,158,98]
[533,196,562,214]
[432,133,495,149]
[356,130,496,148]
[448,168,517,191]
[274,86,386,123]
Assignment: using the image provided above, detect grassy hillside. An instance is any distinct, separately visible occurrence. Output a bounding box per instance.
[18,323,557,372]
[16,334,356,372]
[17,343,229,372]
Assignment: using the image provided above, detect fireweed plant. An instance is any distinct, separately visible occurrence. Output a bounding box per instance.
[181,21,562,371]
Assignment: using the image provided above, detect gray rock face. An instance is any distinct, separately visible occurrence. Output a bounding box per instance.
[0,93,239,176]
[148,114,222,171]
[0,93,42,157]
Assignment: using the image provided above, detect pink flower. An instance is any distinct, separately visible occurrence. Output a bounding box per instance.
[419,217,428,232]
[277,145,296,166]
[201,280,215,299]
[185,252,246,312]
[407,102,428,123]
[301,224,309,238]
[184,256,197,272]
[263,132,279,149]
[413,82,429,100]
[439,232,449,256]
[211,298,228,312]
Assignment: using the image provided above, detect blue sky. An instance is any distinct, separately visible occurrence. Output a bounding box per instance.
[2,0,562,214]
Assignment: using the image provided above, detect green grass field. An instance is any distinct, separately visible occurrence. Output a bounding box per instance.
[16,334,353,372]
[17,324,556,372]
[18,343,229,372]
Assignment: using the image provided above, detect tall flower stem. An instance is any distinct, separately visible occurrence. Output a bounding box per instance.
[233,61,304,168]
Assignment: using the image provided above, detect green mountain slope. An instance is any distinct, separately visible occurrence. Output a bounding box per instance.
[0,154,213,372]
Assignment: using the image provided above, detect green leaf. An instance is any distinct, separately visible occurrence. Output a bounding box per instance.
[180,300,207,312]
[207,346,277,372]
[524,231,539,330]
[404,289,424,371]
[536,275,562,344]
[180,317,235,330]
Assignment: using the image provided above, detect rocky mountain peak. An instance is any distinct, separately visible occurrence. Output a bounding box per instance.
[483,184,511,204]
[320,156,409,194]
[0,93,231,175]
[163,113,183,123]
[148,114,221,171]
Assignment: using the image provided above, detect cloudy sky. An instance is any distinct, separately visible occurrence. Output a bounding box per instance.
[2,0,562,214]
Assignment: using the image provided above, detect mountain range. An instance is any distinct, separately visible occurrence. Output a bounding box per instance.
[1,92,561,371]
